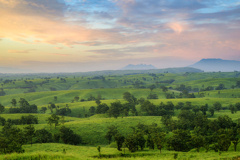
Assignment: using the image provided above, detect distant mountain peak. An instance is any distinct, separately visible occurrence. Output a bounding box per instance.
[121,64,157,70]
[188,58,240,72]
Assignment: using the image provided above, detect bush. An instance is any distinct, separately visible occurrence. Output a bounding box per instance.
[109,142,117,148]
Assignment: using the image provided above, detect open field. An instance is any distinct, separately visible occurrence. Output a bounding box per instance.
[1,143,240,160]
[1,71,240,159]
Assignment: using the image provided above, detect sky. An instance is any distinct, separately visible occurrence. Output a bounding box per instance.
[0,0,240,73]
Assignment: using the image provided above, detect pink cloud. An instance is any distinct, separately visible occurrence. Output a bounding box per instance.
[43,53,72,57]
[55,47,63,50]
[8,49,35,53]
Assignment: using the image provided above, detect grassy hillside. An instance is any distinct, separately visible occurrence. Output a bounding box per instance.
[1,143,240,160]
[1,71,240,97]
[1,71,240,159]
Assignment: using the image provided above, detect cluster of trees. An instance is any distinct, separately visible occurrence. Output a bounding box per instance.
[0,89,6,96]
[140,101,174,116]
[46,103,71,116]
[0,115,38,126]
[105,114,240,153]
[86,92,138,118]
[9,98,38,113]
[0,120,81,154]
[72,94,104,103]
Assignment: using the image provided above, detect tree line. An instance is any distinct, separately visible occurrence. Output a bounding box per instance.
[104,114,240,153]
[0,114,81,154]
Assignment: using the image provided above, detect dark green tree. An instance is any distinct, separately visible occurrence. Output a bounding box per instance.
[11,99,17,107]
[200,104,208,115]
[105,125,118,144]
[40,107,47,113]
[95,99,101,105]
[229,104,237,114]
[89,106,96,115]
[209,107,215,116]
[114,133,125,151]
[235,102,240,110]
[123,92,137,104]
[167,129,192,152]
[152,132,166,153]
[59,126,82,145]
[191,134,204,152]
[124,134,138,152]
[24,124,35,146]
[109,101,122,118]
[192,105,200,115]
[213,102,222,112]
[149,84,156,92]
[35,128,53,143]
[0,104,4,113]
[74,96,79,102]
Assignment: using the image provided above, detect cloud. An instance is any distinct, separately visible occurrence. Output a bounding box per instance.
[55,47,63,50]
[43,53,72,57]
[8,49,36,53]
[1,0,240,72]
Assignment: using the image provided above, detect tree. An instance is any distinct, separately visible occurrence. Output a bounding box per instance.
[60,115,65,125]
[35,128,53,143]
[229,127,240,152]
[51,114,60,129]
[114,133,125,151]
[59,126,82,145]
[192,106,200,115]
[0,116,6,126]
[182,89,189,96]
[74,96,79,102]
[109,101,122,118]
[175,102,184,110]
[146,134,154,150]
[162,86,168,92]
[147,93,158,99]
[191,134,204,152]
[95,99,101,105]
[217,115,233,129]
[213,102,222,112]
[236,81,240,88]
[200,104,208,115]
[46,114,60,129]
[125,134,138,152]
[235,102,240,110]
[89,106,96,115]
[217,129,231,151]
[10,99,17,107]
[137,98,145,105]
[209,107,215,116]
[54,96,57,101]
[152,132,166,153]
[167,129,192,152]
[215,84,225,90]
[0,124,25,154]
[40,107,47,113]
[123,92,137,104]
[0,104,4,113]
[97,145,101,157]
[149,84,156,92]
[96,103,109,114]
[105,125,118,144]
[229,104,237,114]
[24,124,35,146]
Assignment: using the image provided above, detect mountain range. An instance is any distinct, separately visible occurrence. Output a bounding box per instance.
[121,64,157,70]
[188,58,240,72]
[0,67,33,73]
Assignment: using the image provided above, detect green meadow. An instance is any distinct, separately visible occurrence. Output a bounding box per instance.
[1,70,240,159]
